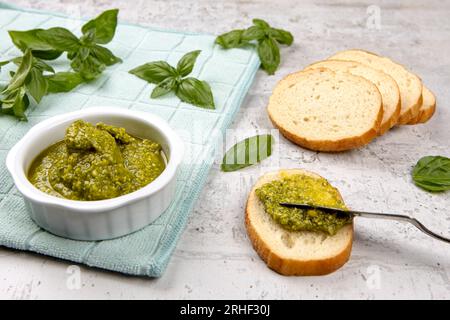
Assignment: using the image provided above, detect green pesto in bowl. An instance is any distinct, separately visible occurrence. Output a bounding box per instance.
[28,119,166,201]
[255,173,352,235]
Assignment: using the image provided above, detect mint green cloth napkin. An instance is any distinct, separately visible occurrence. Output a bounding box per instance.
[0,3,259,277]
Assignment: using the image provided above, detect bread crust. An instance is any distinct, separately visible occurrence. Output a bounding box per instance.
[245,169,353,276]
[407,87,436,125]
[330,49,423,125]
[267,69,383,152]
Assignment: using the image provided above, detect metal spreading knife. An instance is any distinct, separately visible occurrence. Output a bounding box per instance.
[279,202,450,244]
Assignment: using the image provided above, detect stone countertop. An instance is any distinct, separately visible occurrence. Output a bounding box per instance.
[0,0,449,299]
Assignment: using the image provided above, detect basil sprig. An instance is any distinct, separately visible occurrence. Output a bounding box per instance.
[0,50,49,120]
[0,9,120,120]
[215,19,293,75]
[221,134,274,172]
[8,9,121,80]
[412,156,450,192]
[129,50,215,109]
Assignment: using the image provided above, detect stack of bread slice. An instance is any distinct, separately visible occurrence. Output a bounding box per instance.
[267,49,436,152]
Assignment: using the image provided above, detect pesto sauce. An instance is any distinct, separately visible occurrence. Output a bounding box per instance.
[255,173,352,235]
[28,120,166,201]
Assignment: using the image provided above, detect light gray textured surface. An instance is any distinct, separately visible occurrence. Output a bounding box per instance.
[0,0,449,299]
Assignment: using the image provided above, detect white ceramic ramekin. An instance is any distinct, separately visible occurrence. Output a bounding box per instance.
[6,107,184,241]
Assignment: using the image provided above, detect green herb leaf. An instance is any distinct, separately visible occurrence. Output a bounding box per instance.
[252,19,270,30]
[71,54,105,80]
[81,9,119,44]
[129,61,177,84]
[257,37,280,75]
[45,72,84,93]
[242,26,265,41]
[90,45,122,66]
[26,68,48,103]
[36,27,81,52]
[1,87,29,120]
[0,60,9,70]
[151,77,177,98]
[3,49,33,92]
[412,156,450,192]
[8,30,63,60]
[176,50,201,77]
[221,134,274,172]
[176,77,215,109]
[270,28,294,45]
[215,29,247,49]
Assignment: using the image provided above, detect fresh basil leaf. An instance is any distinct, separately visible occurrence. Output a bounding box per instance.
[36,27,80,52]
[252,19,270,30]
[0,60,9,71]
[176,77,214,109]
[90,45,122,66]
[412,156,450,192]
[176,50,201,77]
[71,54,105,80]
[270,28,294,45]
[33,58,55,73]
[151,77,177,98]
[257,37,280,75]
[221,134,274,172]
[81,9,119,44]
[242,26,265,41]
[1,87,29,120]
[3,50,33,92]
[129,61,177,84]
[46,72,84,93]
[26,68,48,103]
[215,29,247,49]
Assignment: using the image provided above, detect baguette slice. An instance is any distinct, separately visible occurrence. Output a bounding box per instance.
[305,59,400,135]
[245,169,353,276]
[267,68,383,152]
[329,49,423,124]
[408,86,436,124]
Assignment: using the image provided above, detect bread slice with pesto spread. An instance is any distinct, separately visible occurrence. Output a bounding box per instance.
[245,169,353,276]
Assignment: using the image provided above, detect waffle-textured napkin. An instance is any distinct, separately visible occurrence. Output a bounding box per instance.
[0,3,259,276]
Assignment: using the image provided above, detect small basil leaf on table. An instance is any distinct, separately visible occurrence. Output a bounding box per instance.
[412,156,450,192]
[81,9,119,44]
[26,68,48,103]
[242,26,265,41]
[176,50,201,77]
[36,27,81,52]
[257,36,280,75]
[269,28,294,45]
[252,19,271,30]
[215,18,293,75]
[176,77,215,109]
[151,77,177,98]
[129,61,177,84]
[46,72,84,93]
[221,134,274,172]
[215,29,247,48]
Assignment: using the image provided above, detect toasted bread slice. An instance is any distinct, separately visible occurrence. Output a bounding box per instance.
[408,86,436,124]
[245,169,353,276]
[305,59,400,135]
[329,49,423,124]
[267,68,382,152]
